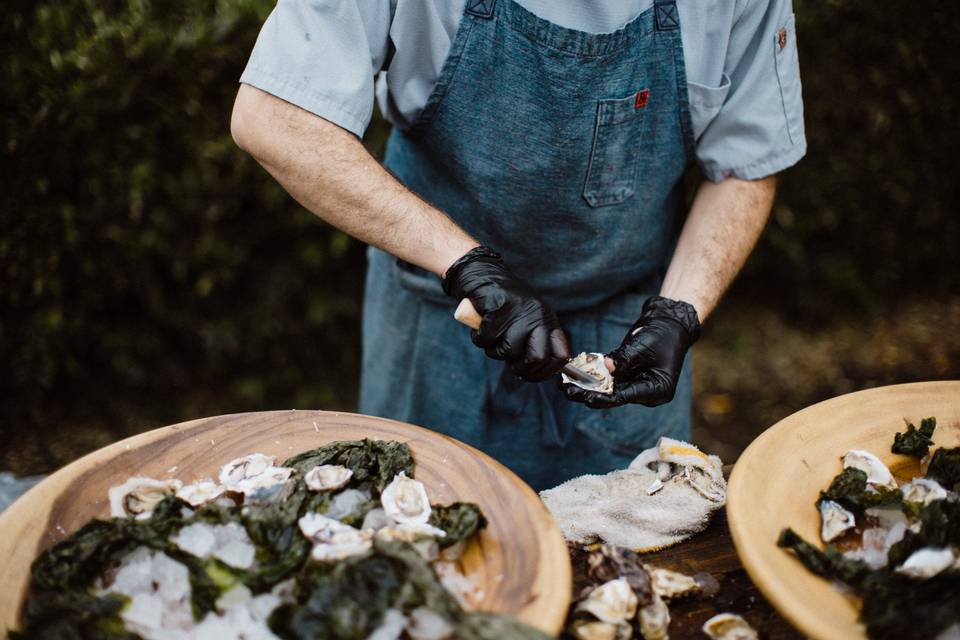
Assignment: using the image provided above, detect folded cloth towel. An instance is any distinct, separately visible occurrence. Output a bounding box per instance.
[540,437,725,552]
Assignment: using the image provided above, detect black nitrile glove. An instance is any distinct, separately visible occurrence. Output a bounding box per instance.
[564,295,700,408]
[443,246,570,381]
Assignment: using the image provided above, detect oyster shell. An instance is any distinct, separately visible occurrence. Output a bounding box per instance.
[562,352,614,395]
[658,437,723,484]
[895,546,956,578]
[109,477,183,520]
[376,525,445,561]
[843,449,897,490]
[702,613,758,640]
[819,499,856,542]
[381,472,432,526]
[577,578,638,624]
[175,479,225,507]
[219,454,293,502]
[304,464,353,492]
[646,566,699,600]
[407,607,455,640]
[901,477,948,506]
[570,620,632,640]
[637,592,670,640]
[297,512,372,562]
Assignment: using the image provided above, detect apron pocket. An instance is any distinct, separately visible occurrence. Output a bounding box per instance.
[582,93,644,208]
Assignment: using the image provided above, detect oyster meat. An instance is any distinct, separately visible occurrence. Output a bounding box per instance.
[819,499,856,542]
[109,477,183,520]
[577,578,638,624]
[702,613,758,640]
[381,471,432,526]
[562,352,614,395]
[297,512,372,561]
[843,449,898,490]
[304,464,353,492]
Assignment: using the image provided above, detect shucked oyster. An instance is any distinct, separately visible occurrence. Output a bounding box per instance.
[109,477,183,520]
[819,499,856,542]
[901,477,948,506]
[297,512,373,562]
[381,472,432,526]
[219,454,293,502]
[562,352,614,395]
[175,479,226,507]
[843,450,898,490]
[304,464,353,492]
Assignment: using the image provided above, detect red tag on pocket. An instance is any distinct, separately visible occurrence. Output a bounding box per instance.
[635,89,650,109]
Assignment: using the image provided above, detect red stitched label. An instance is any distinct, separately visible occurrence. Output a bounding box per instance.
[635,89,650,109]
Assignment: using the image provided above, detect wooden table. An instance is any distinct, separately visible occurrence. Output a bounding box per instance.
[565,503,802,638]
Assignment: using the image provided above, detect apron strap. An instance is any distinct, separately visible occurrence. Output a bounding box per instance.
[654,0,680,31]
[465,0,496,19]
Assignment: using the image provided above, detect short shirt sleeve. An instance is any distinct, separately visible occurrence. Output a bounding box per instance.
[239,0,392,137]
[695,0,807,182]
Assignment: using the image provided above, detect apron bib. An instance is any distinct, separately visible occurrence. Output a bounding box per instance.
[361,0,695,490]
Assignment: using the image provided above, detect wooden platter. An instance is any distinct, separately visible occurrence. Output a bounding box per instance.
[0,410,572,634]
[727,381,960,640]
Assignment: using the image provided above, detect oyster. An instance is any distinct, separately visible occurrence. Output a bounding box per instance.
[175,479,225,507]
[219,454,293,502]
[843,450,897,490]
[381,472,432,526]
[901,477,948,506]
[376,525,445,561]
[304,464,353,492]
[646,566,699,600]
[297,512,372,561]
[819,499,856,542]
[637,592,670,640]
[577,578,638,624]
[570,620,632,640]
[562,352,614,395]
[702,613,758,640]
[895,547,956,578]
[109,477,183,520]
[658,437,723,483]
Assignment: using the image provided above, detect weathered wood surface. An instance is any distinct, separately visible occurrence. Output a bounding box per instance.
[0,410,571,634]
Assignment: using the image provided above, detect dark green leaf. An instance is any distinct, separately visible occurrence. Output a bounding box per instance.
[429,502,487,549]
[926,447,960,492]
[891,417,936,458]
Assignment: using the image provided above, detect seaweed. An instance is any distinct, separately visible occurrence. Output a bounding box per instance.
[819,467,902,515]
[859,570,960,640]
[283,439,415,493]
[429,502,487,549]
[891,417,936,458]
[9,592,137,640]
[926,446,960,492]
[777,528,873,588]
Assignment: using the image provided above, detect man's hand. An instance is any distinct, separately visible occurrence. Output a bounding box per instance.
[563,296,699,408]
[444,247,570,381]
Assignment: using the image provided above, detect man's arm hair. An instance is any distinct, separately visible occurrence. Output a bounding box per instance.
[231,84,478,277]
[659,175,777,322]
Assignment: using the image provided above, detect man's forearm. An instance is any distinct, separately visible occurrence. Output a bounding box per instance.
[659,176,776,322]
[230,84,478,277]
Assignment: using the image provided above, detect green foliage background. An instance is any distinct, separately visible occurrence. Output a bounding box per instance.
[1,0,958,471]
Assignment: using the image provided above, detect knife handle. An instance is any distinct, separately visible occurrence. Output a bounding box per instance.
[454,299,482,330]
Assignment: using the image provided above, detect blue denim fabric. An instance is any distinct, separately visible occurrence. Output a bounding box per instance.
[361,0,695,490]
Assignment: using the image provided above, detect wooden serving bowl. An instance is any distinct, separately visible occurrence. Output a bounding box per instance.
[0,411,572,634]
[728,381,960,640]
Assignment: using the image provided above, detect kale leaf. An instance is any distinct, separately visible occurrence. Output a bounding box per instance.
[429,502,487,549]
[283,439,414,493]
[777,528,873,588]
[926,447,960,492]
[891,417,936,458]
[819,467,902,515]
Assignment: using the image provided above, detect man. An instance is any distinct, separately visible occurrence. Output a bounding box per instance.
[231,0,805,490]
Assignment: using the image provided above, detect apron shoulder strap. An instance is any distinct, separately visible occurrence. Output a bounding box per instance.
[654,0,680,31]
[465,0,496,19]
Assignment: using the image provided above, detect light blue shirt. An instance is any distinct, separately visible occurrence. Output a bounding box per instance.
[241,0,806,181]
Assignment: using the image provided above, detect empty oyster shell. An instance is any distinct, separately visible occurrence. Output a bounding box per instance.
[570,620,632,640]
[702,613,758,640]
[304,464,353,492]
[562,353,614,395]
[175,479,225,507]
[381,472,432,526]
[646,566,698,600]
[297,512,373,562]
[819,499,856,542]
[843,449,897,490]
[901,477,948,506]
[109,477,183,520]
[895,546,956,578]
[577,578,638,624]
[637,592,670,640]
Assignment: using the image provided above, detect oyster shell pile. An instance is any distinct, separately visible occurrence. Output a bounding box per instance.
[562,352,615,395]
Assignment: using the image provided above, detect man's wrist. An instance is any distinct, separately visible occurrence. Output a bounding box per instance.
[441,245,501,299]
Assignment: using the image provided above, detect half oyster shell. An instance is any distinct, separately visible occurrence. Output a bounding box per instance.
[304,464,353,492]
[381,472,432,526]
[109,477,183,520]
[562,352,614,395]
[843,449,897,490]
[702,613,758,640]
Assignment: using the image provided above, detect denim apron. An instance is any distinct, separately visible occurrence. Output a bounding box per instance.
[361,0,695,491]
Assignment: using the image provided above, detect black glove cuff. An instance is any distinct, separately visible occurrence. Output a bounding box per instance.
[441,245,502,299]
[641,295,702,343]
